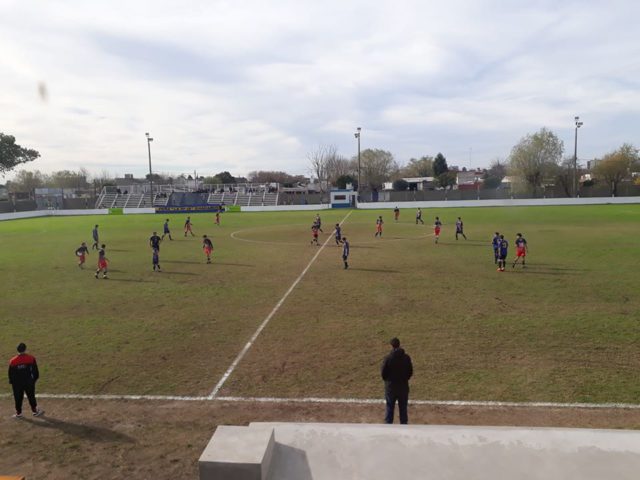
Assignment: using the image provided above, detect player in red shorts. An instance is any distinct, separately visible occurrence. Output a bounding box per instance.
[95,244,109,279]
[434,217,442,243]
[310,224,319,246]
[215,211,221,226]
[375,216,384,238]
[75,242,89,269]
[512,233,528,268]
[184,216,195,237]
[202,235,213,264]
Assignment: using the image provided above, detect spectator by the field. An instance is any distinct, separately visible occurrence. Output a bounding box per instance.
[381,337,413,424]
[8,343,44,419]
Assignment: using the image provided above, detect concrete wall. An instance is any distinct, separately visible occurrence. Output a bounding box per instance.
[242,204,332,212]
[123,208,156,215]
[358,196,640,210]
[0,208,109,221]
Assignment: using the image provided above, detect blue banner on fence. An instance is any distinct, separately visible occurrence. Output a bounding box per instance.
[155,205,225,214]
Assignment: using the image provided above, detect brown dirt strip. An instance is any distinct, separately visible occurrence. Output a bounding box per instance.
[2,399,640,479]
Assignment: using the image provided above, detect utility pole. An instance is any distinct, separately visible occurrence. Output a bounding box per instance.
[354,127,361,200]
[146,132,154,206]
[573,116,583,197]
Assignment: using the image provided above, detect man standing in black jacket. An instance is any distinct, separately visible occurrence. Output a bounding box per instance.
[381,337,413,424]
[8,343,44,419]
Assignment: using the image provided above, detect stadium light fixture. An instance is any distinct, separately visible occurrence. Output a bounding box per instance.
[146,133,154,206]
[354,127,361,198]
[574,116,583,197]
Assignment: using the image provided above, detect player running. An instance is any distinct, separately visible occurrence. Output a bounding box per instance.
[492,232,501,265]
[184,216,195,237]
[149,231,161,252]
[202,235,214,264]
[95,244,109,279]
[434,217,442,243]
[394,206,400,222]
[162,219,172,241]
[416,208,424,225]
[75,242,89,269]
[334,223,343,245]
[342,236,350,269]
[310,224,320,246]
[497,235,508,272]
[314,214,323,233]
[512,233,528,268]
[455,217,467,240]
[91,225,99,250]
[375,216,384,238]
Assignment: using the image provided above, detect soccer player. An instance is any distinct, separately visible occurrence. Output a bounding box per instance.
[512,233,528,268]
[434,217,442,243]
[75,242,89,269]
[334,223,343,245]
[314,214,323,233]
[215,212,221,226]
[375,216,384,238]
[95,244,109,279]
[497,235,508,272]
[310,224,319,246]
[162,219,172,241]
[394,206,400,222]
[415,208,424,225]
[152,247,161,272]
[149,231,161,251]
[342,236,350,269]
[492,232,501,265]
[455,217,467,240]
[184,216,195,237]
[91,224,99,250]
[202,235,213,264]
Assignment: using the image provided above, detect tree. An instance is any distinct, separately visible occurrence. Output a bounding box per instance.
[308,144,339,192]
[214,171,236,184]
[436,171,457,189]
[482,159,507,189]
[7,169,45,195]
[357,149,398,190]
[402,156,434,177]
[392,179,409,191]
[247,171,307,184]
[554,158,576,197]
[326,155,354,186]
[335,174,356,190]
[509,128,564,196]
[48,170,89,189]
[433,153,448,177]
[0,133,40,174]
[593,143,639,196]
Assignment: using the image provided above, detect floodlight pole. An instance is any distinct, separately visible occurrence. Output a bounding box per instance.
[355,127,361,199]
[573,116,583,197]
[146,132,154,206]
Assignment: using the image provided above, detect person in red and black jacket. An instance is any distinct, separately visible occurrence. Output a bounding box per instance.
[8,343,44,418]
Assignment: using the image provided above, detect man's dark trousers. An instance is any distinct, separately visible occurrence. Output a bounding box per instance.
[385,388,409,424]
[12,383,37,415]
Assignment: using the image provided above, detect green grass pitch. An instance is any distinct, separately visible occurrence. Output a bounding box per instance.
[1,205,639,403]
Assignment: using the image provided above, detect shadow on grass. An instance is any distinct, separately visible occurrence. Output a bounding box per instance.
[214,262,254,267]
[23,416,135,443]
[348,268,401,273]
[163,260,201,265]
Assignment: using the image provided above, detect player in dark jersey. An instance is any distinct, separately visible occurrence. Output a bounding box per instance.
[455,217,467,240]
[162,219,172,241]
[184,216,195,237]
[512,233,528,268]
[415,208,424,225]
[394,206,400,222]
[149,231,161,251]
[202,235,213,263]
[152,247,161,272]
[91,224,99,250]
[95,244,109,279]
[215,212,221,226]
[497,235,508,272]
[342,236,350,269]
[492,232,501,264]
[75,242,89,268]
[375,216,384,238]
[310,224,319,246]
[314,214,323,233]
[434,217,442,243]
[334,224,342,245]
[8,343,44,418]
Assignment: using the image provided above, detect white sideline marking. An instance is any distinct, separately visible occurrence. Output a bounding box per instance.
[208,211,354,399]
[2,392,640,410]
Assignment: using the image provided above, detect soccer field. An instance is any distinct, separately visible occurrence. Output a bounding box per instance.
[1,205,639,404]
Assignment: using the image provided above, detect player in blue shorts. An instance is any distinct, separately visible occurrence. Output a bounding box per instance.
[455,217,467,240]
[334,224,342,245]
[152,248,161,272]
[492,232,501,264]
[162,219,172,241]
[342,236,350,269]
[497,235,508,272]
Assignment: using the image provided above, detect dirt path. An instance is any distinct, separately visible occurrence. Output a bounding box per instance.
[2,399,640,479]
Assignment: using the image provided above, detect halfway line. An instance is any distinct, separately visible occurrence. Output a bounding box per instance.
[208,210,353,399]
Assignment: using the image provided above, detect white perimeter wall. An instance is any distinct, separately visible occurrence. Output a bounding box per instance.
[123,208,156,214]
[242,204,332,212]
[358,197,640,210]
[1,208,115,221]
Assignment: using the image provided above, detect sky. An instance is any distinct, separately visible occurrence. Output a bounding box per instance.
[1,0,639,180]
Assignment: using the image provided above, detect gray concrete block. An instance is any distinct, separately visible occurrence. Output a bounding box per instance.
[199,425,275,480]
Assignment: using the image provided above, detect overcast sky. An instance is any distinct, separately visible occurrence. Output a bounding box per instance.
[1,0,639,179]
